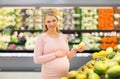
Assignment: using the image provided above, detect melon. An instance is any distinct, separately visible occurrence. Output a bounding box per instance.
[107,65,120,78]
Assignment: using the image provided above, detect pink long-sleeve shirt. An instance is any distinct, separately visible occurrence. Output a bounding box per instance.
[34,33,71,79]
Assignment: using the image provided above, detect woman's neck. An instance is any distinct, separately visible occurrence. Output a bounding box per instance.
[47,30,58,34]
[46,30,59,38]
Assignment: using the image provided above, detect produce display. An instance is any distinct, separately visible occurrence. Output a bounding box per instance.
[24,32,39,50]
[0,7,120,51]
[0,8,15,30]
[63,7,75,30]
[0,41,8,50]
[100,36,117,49]
[81,8,98,30]
[82,33,101,50]
[0,7,40,30]
[98,8,114,30]
[61,45,120,79]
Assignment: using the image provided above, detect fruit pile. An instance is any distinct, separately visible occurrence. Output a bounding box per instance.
[0,8,15,30]
[61,45,120,79]
[82,33,101,50]
[98,8,114,30]
[0,31,39,50]
[0,7,42,30]
[100,36,117,49]
[81,8,98,30]
[63,7,75,30]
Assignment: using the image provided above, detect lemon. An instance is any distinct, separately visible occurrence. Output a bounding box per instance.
[78,42,85,48]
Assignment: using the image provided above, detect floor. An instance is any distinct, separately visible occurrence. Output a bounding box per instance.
[0,72,42,79]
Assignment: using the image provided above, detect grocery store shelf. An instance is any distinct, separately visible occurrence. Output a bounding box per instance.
[0,52,91,57]
[14,30,43,33]
[13,29,120,33]
[1,29,120,34]
[0,53,92,71]
[0,0,120,7]
[0,50,33,53]
[76,53,92,57]
[0,72,42,79]
[61,30,120,34]
[0,53,33,57]
[0,49,99,54]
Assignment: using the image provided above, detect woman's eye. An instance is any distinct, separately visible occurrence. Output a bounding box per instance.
[53,19,56,22]
[47,21,50,23]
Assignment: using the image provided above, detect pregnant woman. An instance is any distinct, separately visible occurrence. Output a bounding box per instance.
[33,11,86,79]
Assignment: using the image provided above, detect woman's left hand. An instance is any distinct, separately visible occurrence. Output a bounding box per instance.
[72,45,86,53]
[77,45,86,52]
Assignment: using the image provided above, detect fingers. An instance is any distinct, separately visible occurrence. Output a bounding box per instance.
[78,46,86,52]
[72,45,86,52]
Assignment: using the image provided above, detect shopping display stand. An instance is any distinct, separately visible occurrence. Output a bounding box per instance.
[0,0,120,71]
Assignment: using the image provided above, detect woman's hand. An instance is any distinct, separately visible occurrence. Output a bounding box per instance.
[72,45,86,53]
[77,45,86,52]
[55,50,68,58]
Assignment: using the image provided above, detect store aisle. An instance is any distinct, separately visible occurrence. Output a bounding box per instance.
[0,72,42,79]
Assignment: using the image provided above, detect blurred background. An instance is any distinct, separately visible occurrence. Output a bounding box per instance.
[0,0,120,79]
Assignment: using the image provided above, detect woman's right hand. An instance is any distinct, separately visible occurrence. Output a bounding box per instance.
[55,50,68,58]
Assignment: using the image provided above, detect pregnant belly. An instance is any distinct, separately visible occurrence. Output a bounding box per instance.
[42,56,70,76]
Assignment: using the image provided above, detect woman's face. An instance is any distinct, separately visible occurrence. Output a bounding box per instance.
[44,15,58,32]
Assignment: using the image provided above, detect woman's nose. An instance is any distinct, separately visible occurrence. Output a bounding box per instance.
[50,22,54,25]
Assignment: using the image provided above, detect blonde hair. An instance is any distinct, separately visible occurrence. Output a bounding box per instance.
[43,12,60,32]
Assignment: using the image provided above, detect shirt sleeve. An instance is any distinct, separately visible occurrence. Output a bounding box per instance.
[33,35,56,64]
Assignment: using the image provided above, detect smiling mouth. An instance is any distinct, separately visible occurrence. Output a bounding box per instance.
[50,26,55,29]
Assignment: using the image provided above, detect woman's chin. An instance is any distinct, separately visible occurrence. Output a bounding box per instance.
[49,28,56,31]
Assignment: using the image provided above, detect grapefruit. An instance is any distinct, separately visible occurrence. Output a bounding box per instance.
[94,61,107,75]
